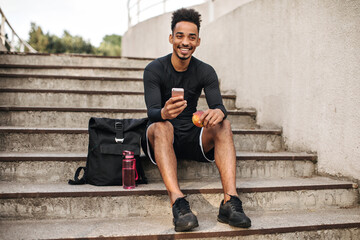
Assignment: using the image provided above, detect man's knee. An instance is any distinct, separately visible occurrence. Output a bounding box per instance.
[221,119,233,134]
[220,119,231,129]
[211,119,231,131]
[149,121,174,142]
[213,119,233,139]
[203,119,233,145]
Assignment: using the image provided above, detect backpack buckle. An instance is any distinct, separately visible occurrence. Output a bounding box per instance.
[115,121,124,143]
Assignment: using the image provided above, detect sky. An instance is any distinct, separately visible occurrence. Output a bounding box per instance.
[0,0,206,47]
[0,0,128,47]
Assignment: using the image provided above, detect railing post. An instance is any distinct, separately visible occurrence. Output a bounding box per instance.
[127,0,132,28]
[1,15,5,45]
[163,0,166,14]
[10,30,15,52]
[137,0,140,25]
[208,0,214,23]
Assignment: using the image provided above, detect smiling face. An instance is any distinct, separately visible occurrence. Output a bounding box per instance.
[169,21,201,62]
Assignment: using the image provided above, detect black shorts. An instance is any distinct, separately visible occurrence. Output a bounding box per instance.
[141,120,215,165]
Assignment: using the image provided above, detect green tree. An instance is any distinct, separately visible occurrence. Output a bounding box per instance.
[46,34,65,53]
[28,22,49,52]
[27,22,121,56]
[28,23,95,54]
[60,30,95,54]
[97,34,122,56]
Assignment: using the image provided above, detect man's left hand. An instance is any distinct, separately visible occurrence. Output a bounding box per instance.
[200,109,225,128]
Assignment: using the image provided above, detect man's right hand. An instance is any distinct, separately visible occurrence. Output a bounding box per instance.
[161,96,187,120]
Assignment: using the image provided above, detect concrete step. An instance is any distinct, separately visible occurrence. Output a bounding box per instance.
[0,73,144,92]
[0,106,258,129]
[1,208,359,240]
[0,152,317,183]
[0,177,358,220]
[0,52,152,68]
[0,127,283,153]
[0,89,236,110]
[0,65,144,78]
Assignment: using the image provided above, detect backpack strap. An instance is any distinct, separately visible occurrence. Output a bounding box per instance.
[68,167,86,185]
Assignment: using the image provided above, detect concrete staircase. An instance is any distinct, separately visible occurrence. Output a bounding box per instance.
[0,52,359,239]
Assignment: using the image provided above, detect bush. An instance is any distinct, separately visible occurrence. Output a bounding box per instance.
[28,22,121,56]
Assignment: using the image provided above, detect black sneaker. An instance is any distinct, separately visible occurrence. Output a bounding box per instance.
[217,195,251,228]
[172,197,199,232]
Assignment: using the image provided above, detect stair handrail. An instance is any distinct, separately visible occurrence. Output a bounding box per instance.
[0,7,37,53]
[127,0,207,28]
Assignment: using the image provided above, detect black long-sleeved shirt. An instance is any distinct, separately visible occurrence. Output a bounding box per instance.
[143,54,227,128]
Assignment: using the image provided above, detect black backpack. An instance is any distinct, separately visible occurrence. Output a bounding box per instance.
[68,117,148,186]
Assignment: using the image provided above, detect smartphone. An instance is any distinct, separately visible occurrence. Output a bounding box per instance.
[171,88,184,98]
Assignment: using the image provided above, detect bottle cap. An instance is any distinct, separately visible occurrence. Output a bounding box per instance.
[123,150,134,156]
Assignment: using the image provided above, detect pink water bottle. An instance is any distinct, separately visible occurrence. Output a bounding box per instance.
[122,150,138,189]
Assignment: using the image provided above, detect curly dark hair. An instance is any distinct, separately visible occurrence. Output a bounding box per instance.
[171,8,202,33]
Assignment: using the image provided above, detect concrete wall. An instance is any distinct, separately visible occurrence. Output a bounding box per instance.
[122,0,360,181]
[122,0,253,58]
[196,0,360,181]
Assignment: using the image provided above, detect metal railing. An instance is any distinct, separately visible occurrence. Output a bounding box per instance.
[127,0,207,28]
[0,7,37,53]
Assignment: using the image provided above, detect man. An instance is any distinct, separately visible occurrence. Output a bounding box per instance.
[142,8,251,232]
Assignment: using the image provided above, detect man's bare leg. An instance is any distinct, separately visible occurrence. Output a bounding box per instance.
[202,119,238,203]
[202,119,251,228]
[148,121,199,232]
[147,121,184,205]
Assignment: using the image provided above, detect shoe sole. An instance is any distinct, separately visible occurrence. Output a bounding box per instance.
[174,221,199,232]
[217,215,251,228]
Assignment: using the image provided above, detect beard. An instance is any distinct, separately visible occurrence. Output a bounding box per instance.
[176,53,190,61]
[175,46,193,60]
